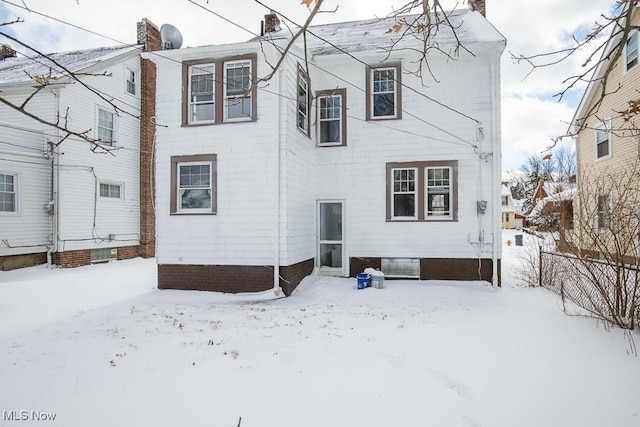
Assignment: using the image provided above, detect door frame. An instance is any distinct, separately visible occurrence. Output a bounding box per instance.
[317,199,346,276]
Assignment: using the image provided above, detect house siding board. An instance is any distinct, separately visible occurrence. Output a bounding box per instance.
[152,13,504,289]
[55,58,141,253]
[0,92,55,257]
[154,49,279,267]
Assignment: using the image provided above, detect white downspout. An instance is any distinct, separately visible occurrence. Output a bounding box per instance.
[490,54,501,286]
[48,89,61,267]
[273,66,284,296]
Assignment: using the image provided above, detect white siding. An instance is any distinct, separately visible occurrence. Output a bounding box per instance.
[0,53,142,257]
[55,55,141,251]
[154,45,279,266]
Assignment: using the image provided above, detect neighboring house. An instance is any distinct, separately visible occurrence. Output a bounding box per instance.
[147,5,505,295]
[571,2,640,258]
[501,184,515,229]
[512,198,527,230]
[0,20,158,270]
[528,181,575,231]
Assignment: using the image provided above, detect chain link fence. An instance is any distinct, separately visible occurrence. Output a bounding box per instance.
[540,249,640,329]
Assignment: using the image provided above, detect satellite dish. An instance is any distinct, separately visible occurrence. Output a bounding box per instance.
[160,24,183,50]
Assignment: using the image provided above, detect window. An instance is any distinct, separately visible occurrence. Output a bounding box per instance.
[367,64,401,120]
[595,119,611,159]
[99,183,122,199]
[426,167,451,218]
[125,66,137,96]
[504,213,510,222]
[597,193,611,229]
[297,67,310,135]
[224,60,252,121]
[502,196,508,206]
[188,63,215,123]
[386,161,458,221]
[170,154,217,215]
[182,55,257,125]
[626,31,638,71]
[97,108,115,145]
[317,89,346,146]
[392,168,417,219]
[0,173,17,213]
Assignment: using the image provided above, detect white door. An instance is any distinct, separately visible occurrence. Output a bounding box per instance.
[318,201,345,276]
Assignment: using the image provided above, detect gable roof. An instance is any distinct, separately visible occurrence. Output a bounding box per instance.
[0,44,142,88]
[257,9,505,57]
[570,2,638,132]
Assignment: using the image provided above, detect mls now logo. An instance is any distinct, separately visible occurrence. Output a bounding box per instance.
[3,410,57,421]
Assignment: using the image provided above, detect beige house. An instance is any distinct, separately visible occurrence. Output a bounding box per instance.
[571,2,640,259]
[501,184,515,229]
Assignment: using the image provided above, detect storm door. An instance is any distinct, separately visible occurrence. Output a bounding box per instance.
[318,201,345,276]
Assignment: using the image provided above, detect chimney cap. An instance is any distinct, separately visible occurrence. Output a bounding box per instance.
[264,11,281,34]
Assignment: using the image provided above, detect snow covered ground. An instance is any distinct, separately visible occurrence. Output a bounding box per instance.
[1,230,639,427]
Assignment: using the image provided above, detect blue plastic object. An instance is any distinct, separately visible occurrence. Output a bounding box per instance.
[356,273,371,289]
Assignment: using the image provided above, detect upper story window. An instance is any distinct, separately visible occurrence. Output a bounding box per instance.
[170,154,217,215]
[386,161,458,221]
[317,89,346,146]
[97,107,116,145]
[0,173,17,213]
[625,31,638,71]
[595,119,611,159]
[99,183,122,199]
[125,66,137,96]
[183,55,257,126]
[189,63,215,124]
[367,64,401,120]
[224,60,252,121]
[297,67,310,135]
[502,195,509,206]
[597,193,611,229]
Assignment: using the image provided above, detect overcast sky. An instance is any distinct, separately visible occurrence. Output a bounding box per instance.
[0,0,616,172]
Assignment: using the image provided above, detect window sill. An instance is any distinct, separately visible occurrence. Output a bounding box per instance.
[170,212,217,216]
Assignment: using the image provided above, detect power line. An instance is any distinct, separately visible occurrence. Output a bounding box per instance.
[2,0,479,148]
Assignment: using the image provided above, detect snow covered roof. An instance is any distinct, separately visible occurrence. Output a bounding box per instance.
[0,44,142,87]
[301,9,505,56]
[528,187,577,219]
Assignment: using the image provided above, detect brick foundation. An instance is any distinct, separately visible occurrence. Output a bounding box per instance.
[349,256,501,285]
[158,258,314,295]
[52,246,140,268]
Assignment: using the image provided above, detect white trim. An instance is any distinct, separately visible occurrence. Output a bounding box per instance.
[425,166,452,220]
[317,200,346,277]
[317,93,342,146]
[223,59,252,122]
[594,119,611,161]
[95,106,117,146]
[176,161,213,214]
[98,181,124,200]
[390,167,418,220]
[624,30,639,73]
[124,65,138,97]
[0,172,20,215]
[370,66,398,119]
[188,63,215,124]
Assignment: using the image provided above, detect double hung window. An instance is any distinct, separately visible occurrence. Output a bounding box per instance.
[0,173,16,212]
[595,119,611,159]
[189,64,215,123]
[367,64,401,120]
[224,60,252,121]
[386,161,457,221]
[97,108,115,145]
[170,154,217,215]
[317,89,346,146]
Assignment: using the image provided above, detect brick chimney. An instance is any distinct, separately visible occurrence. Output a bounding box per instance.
[137,18,161,259]
[1,44,17,60]
[469,0,486,16]
[264,12,281,34]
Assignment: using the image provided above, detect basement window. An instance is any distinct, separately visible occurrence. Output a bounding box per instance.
[382,258,420,278]
[91,248,117,263]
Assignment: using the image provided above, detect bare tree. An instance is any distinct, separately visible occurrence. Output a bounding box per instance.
[540,148,640,329]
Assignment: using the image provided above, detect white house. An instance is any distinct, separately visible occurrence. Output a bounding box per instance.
[148,6,505,295]
[0,36,152,269]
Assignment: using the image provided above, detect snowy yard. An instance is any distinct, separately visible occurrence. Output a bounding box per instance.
[1,230,640,427]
